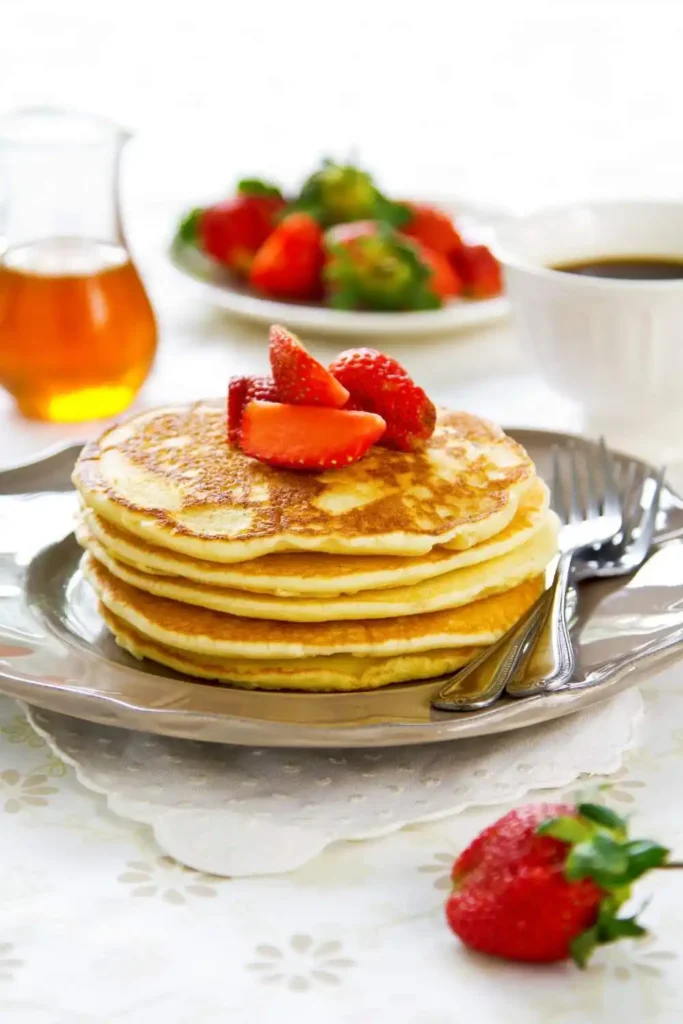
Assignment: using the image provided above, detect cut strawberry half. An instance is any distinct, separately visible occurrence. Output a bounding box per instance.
[269,325,349,408]
[227,375,279,445]
[329,348,436,451]
[240,401,386,470]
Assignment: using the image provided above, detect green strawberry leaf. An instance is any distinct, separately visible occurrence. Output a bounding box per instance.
[577,803,627,833]
[570,925,599,969]
[237,178,284,200]
[374,194,412,229]
[175,208,203,246]
[538,815,594,844]
[599,913,647,941]
[566,832,629,885]
[621,840,670,881]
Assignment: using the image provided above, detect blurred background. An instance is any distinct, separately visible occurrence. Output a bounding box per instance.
[1,0,680,459]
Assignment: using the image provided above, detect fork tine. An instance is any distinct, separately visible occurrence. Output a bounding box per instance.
[628,466,666,560]
[568,445,584,522]
[551,446,569,524]
[622,461,647,546]
[584,445,601,518]
[599,437,621,518]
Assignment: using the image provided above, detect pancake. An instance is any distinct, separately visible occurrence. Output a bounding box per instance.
[101,605,483,691]
[73,403,536,562]
[83,553,545,659]
[78,515,558,622]
[78,477,550,596]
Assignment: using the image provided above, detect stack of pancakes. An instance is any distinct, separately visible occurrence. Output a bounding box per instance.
[73,402,559,692]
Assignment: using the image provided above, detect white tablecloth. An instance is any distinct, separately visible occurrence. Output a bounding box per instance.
[3,2,683,1019]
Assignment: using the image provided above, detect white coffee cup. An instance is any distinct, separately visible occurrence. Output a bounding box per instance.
[496,201,683,424]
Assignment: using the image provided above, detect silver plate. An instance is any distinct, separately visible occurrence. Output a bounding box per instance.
[0,431,682,748]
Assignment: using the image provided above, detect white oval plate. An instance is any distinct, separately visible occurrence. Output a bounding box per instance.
[168,200,509,338]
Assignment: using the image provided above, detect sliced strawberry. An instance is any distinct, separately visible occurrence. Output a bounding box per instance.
[227,375,279,445]
[240,401,386,470]
[328,348,436,451]
[269,324,349,408]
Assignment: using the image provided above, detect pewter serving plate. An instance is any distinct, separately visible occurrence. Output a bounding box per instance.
[1,432,683,748]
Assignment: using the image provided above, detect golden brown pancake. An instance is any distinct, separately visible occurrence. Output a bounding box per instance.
[78,516,557,622]
[83,552,545,659]
[73,403,536,561]
[77,477,550,595]
[101,605,483,691]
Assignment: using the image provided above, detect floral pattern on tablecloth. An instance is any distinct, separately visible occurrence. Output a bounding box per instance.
[0,664,681,1022]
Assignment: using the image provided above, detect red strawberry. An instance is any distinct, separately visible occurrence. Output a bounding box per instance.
[446,802,669,966]
[328,348,436,451]
[411,241,462,300]
[249,213,325,301]
[227,375,279,445]
[269,325,349,408]
[240,401,386,470]
[324,221,442,311]
[451,244,503,298]
[401,202,463,256]
[198,193,285,275]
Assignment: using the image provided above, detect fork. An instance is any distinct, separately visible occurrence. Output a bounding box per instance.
[514,440,624,691]
[507,463,664,697]
[432,440,623,712]
[573,463,665,582]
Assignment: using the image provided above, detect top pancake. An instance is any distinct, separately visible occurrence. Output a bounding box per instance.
[73,402,536,563]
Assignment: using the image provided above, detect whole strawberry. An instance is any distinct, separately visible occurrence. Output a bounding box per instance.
[324,222,442,312]
[401,201,463,256]
[249,213,325,301]
[295,159,406,228]
[451,244,503,299]
[329,348,436,451]
[446,802,669,966]
[183,180,285,276]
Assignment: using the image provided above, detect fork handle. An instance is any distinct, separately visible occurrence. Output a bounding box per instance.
[506,551,576,697]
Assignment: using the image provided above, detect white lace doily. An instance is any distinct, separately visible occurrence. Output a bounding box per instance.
[24,689,643,876]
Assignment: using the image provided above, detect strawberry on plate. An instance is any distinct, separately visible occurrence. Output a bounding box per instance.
[240,401,386,470]
[191,182,285,276]
[249,212,325,302]
[451,244,503,299]
[446,802,669,966]
[324,221,441,312]
[328,348,436,451]
[411,240,462,300]
[269,325,349,407]
[401,201,463,256]
[294,159,408,228]
[227,375,279,445]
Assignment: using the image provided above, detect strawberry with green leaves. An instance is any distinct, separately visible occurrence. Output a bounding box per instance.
[178,179,285,276]
[446,802,669,966]
[324,221,447,311]
[295,159,407,228]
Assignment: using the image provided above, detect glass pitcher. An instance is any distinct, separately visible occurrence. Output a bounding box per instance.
[0,107,157,422]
